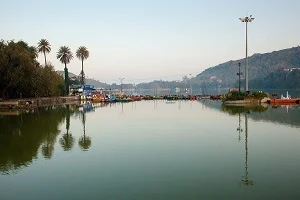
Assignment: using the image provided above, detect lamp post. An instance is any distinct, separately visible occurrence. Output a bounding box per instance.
[119,78,125,93]
[239,15,254,92]
[237,62,243,92]
[189,73,192,95]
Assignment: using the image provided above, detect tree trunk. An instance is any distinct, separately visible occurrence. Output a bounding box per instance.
[64,63,69,96]
[44,51,47,66]
[81,59,84,86]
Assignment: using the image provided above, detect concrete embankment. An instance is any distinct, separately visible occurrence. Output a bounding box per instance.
[0,96,80,110]
[223,99,261,106]
[223,97,271,106]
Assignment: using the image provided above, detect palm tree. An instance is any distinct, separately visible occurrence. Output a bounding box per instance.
[57,46,73,95]
[76,46,90,86]
[37,39,51,66]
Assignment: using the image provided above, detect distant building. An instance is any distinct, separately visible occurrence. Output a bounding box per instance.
[283,68,300,72]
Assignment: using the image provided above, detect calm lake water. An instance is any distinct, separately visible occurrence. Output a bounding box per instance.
[1,100,300,200]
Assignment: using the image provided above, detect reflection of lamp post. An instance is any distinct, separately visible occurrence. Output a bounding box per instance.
[236,113,243,141]
[240,112,254,186]
[239,15,254,92]
[237,62,243,93]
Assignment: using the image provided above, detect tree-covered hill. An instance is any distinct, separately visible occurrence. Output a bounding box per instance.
[192,46,300,89]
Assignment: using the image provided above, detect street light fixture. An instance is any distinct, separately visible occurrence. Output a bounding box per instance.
[239,15,254,92]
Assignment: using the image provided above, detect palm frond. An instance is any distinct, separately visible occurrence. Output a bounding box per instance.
[57,46,73,64]
[37,39,51,53]
[76,46,90,61]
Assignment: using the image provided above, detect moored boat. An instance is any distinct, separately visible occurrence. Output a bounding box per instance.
[268,98,299,104]
[267,91,300,105]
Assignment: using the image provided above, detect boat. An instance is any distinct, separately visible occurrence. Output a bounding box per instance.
[267,91,300,105]
[115,98,133,102]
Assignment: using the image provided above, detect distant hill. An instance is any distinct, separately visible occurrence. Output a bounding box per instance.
[57,46,300,91]
[249,68,300,89]
[56,71,110,88]
[192,46,300,89]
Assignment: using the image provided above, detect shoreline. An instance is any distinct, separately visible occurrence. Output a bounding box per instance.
[0,96,80,110]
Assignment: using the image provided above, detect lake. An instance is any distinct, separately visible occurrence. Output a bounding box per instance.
[1,100,300,200]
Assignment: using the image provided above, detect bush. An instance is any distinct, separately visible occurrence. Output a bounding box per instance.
[223,91,247,101]
[250,91,269,100]
[223,91,269,101]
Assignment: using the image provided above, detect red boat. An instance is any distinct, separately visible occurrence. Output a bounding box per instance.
[268,98,300,105]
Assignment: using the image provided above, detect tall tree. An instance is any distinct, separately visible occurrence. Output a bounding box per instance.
[76,46,90,86]
[57,46,73,95]
[37,39,51,66]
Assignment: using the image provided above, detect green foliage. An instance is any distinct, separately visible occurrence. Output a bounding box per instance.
[0,40,64,99]
[250,69,300,89]
[250,91,269,100]
[223,91,247,101]
[223,91,269,101]
[37,39,51,65]
[76,46,89,61]
[57,46,73,65]
[57,46,73,95]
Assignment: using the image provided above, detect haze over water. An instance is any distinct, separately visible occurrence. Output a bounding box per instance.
[1,100,300,200]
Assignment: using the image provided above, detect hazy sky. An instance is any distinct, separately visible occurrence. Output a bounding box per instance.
[1,0,300,84]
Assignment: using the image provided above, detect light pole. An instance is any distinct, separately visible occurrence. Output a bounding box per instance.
[239,15,254,92]
[237,62,243,92]
[119,78,125,93]
[189,73,192,95]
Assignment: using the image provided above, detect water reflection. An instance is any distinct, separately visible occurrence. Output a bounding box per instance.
[220,105,258,186]
[0,102,108,175]
[237,113,243,141]
[59,105,75,151]
[0,106,70,174]
[78,111,91,151]
[202,100,300,128]
[221,104,269,115]
[240,112,254,186]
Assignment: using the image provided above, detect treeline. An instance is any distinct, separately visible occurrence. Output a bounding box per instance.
[249,69,300,89]
[0,39,90,99]
[0,40,64,99]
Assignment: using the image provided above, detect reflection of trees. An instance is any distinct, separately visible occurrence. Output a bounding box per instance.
[221,104,268,115]
[203,100,300,128]
[41,132,56,159]
[59,105,75,151]
[0,106,70,174]
[78,112,91,151]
